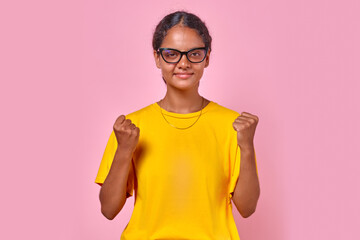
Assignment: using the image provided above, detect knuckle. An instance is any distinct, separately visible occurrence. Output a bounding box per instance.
[117,115,125,122]
[115,115,126,126]
[120,125,128,131]
[124,128,132,135]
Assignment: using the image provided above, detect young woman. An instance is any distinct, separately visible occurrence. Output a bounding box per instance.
[95,10,260,240]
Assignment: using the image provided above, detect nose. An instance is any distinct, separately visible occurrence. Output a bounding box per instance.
[177,54,190,68]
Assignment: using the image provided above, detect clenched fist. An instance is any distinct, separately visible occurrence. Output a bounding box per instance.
[113,115,140,157]
[232,112,259,150]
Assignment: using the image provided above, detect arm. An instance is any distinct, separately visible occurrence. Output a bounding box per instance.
[99,149,133,220]
[232,145,260,218]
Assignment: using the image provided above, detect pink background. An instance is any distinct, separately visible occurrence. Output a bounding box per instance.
[1,0,359,239]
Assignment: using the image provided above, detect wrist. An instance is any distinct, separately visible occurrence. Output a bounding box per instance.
[114,149,134,164]
[116,147,134,157]
[239,143,254,152]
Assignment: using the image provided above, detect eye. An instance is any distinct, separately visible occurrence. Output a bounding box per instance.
[163,50,179,58]
[191,52,200,56]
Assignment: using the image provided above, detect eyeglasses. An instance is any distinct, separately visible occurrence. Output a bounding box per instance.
[157,47,208,64]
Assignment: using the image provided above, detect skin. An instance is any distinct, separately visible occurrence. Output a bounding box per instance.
[232,112,260,218]
[98,115,139,220]
[153,24,211,112]
[153,24,261,218]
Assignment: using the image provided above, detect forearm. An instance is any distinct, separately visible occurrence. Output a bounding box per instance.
[99,149,132,220]
[232,145,260,218]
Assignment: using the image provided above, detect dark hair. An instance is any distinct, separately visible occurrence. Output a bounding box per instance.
[152,11,212,84]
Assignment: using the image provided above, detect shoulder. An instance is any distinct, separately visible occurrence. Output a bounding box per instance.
[125,103,154,123]
[211,101,241,120]
[208,101,240,141]
[209,102,241,135]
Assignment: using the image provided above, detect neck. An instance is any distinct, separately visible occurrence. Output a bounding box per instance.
[159,89,207,114]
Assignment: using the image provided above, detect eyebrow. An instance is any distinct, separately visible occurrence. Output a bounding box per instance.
[159,46,206,51]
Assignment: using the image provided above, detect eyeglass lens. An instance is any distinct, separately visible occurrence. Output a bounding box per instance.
[162,49,206,63]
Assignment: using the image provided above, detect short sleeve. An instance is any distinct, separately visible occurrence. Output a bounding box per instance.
[228,132,258,199]
[94,130,134,198]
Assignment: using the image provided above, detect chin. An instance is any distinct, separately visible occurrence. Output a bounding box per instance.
[169,80,196,90]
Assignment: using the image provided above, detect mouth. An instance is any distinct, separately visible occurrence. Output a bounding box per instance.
[174,73,194,79]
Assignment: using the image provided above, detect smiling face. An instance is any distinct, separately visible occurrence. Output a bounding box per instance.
[153,25,210,90]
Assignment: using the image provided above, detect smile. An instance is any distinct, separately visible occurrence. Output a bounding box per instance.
[174,73,194,79]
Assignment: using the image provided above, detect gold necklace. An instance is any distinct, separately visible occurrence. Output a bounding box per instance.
[159,97,205,130]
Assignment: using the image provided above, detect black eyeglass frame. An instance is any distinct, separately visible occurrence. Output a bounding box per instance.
[157,47,209,64]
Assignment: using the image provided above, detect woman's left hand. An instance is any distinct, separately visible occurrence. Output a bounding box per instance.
[232,112,259,149]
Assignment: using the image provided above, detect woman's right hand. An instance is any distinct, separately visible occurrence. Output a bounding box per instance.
[113,115,140,158]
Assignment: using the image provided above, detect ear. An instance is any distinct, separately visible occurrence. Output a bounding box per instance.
[153,50,161,69]
[204,50,211,68]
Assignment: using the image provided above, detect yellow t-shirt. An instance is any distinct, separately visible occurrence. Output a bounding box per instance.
[95,100,258,240]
